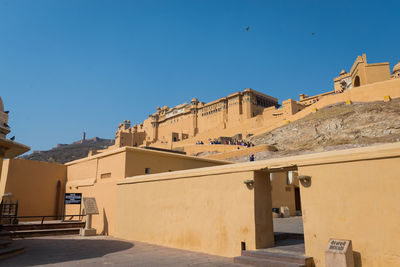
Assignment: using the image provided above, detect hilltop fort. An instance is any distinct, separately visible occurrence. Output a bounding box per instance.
[106,54,400,156]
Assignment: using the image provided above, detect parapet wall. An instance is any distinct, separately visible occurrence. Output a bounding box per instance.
[204,144,277,160]
[297,143,400,266]
[0,159,66,219]
[113,142,400,266]
[115,167,274,257]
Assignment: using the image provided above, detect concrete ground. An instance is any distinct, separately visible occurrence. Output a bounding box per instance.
[273,216,304,234]
[0,217,303,266]
[0,236,247,267]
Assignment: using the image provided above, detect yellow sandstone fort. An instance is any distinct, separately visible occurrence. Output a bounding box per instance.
[1,54,400,266]
[112,54,400,155]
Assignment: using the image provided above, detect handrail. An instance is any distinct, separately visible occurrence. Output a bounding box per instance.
[0,214,84,225]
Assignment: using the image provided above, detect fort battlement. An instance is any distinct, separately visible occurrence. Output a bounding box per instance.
[111,55,400,152]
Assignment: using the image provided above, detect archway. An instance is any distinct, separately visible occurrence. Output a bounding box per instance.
[354,76,361,87]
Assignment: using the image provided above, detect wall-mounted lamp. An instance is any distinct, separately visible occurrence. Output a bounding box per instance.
[298,175,311,187]
[243,179,254,189]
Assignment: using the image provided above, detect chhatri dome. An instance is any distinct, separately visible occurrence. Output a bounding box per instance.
[393,61,400,74]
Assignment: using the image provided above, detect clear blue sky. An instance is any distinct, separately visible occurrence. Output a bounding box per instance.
[1,0,399,152]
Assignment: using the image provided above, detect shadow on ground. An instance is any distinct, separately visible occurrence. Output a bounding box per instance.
[0,237,134,266]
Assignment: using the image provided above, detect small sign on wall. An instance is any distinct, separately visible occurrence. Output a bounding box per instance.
[64,193,82,205]
[82,197,99,215]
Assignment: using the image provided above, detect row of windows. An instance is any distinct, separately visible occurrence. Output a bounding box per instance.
[202,108,222,116]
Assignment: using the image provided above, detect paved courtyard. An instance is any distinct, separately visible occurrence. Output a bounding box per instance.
[0,217,303,266]
[0,236,247,267]
[273,216,304,234]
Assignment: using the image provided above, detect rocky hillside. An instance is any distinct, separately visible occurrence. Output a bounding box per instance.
[21,137,114,164]
[230,99,400,162]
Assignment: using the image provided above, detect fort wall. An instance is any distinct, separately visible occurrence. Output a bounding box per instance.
[112,142,400,266]
[64,147,230,235]
[0,159,66,219]
[115,168,274,257]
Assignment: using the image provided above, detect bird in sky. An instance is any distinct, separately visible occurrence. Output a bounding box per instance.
[312,32,316,36]
[10,136,15,141]
[246,26,250,32]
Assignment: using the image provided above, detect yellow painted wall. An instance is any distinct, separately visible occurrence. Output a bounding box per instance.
[0,159,66,218]
[110,142,400,265]
[65,147,230,235]
[296,144,400,266]
[124,149,228,176]
[365,64,391,84]
[115,169,274,257]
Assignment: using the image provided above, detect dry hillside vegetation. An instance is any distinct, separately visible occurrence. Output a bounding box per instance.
[21,137,114,164]
[229,99,400,162]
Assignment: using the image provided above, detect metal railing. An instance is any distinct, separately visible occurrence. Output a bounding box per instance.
[0,201,19,224]
[0,214,84,225]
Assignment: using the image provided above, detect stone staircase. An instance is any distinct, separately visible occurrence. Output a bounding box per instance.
[234,235,313,267]
[234,248,313,267]
[0,221,85,260]
[0,230,24,260]
[2,221,85,238]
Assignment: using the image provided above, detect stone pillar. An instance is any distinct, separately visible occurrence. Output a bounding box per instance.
[243,89,253,119]
[191,109,198,137]
[221,98,228,129]
[151,116,159,142]
[190,98,199,137]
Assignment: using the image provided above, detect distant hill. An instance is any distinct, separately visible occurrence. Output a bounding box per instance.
[21,137,115,164]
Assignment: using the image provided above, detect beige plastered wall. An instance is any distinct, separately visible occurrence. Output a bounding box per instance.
[115,168,274,257]
[65,147,230,236]
[0,159,66,218]
[298,149,400,267]
[113,142,400,266]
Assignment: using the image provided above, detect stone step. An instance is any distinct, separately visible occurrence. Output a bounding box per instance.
[3,222,85,231]
[0,240,11,249]
[0,230,12,240]
[241,249,311,265]
[234,255,305,267]
[10,228,81,238]
[0,244,24,260]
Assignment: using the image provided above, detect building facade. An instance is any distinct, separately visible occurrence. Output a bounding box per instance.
[113,55,399,150]
[114,89,279,147]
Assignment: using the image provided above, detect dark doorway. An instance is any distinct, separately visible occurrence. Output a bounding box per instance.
[294,187,301,212]
[354,76,360,87]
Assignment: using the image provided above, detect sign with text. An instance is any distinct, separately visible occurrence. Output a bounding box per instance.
[82,197,99,215]
[64,193,82,205]
[325,239,354,267]
[327,239,349,252]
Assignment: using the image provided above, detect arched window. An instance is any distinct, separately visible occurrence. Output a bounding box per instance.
[354,76,361,87]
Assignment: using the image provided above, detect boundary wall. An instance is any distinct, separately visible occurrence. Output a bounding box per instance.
[0,159,66,219]
[114,142,400,266]
[115,166,274,257]
[64,147,230,236]
[204,144,277,160]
